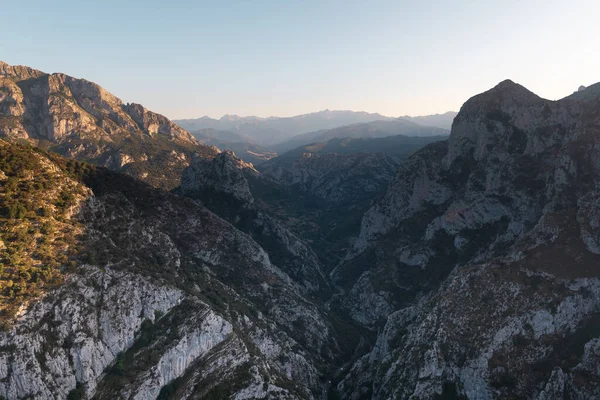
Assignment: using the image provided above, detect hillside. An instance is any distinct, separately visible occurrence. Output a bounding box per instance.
[0,61,217,189]
[0,141,91,328]
[0,139,348,399]
[272,118,449,154]
[266,135,445,165]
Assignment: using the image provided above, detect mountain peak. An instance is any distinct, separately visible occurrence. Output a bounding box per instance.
[0,59,214,189]
[496,78,517,87]
[446,80,543,166]
[476,79,542,105]
[0,60,45,81]
[455,80,543,120]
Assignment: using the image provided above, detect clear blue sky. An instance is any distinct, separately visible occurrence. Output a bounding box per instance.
[1,0,598,119]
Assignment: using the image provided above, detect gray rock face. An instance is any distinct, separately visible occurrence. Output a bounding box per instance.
[0,60,216,189]
[0,145,340,399]
[0,63,195,143]
[181,150,257,205]
[180,150,330,294]
[335,80,600,398]
[100,304,234,400]
[260,152,400,205]
[0,266,184,399]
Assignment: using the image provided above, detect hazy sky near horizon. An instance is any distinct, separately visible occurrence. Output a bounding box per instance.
[1,0,598,119]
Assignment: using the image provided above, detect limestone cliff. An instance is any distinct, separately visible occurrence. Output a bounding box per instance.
[0,60,216,189]
[0,141,338,399]
[334,80,600,398]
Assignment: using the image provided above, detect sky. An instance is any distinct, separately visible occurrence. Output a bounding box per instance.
[1,0,599,119]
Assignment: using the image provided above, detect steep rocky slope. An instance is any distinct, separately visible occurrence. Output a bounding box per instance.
[260,152,399,206]
[0,60,217,189]
[0,140,342,399]
[333,80,600,398]
[178,151,330,296]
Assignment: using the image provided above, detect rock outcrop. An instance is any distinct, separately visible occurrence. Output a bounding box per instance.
[181,150,257,205]
[334,80,600,398]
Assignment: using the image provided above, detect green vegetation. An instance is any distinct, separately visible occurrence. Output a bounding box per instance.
[0,141,90,329]
[66,382,85,400]
[202,364,254,400]
[434,382,468,400]
[157,376,183,399]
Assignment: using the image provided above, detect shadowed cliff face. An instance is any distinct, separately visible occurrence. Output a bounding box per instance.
[0,60,217,190]
[254,151,402,271]
[334,80,600,399]
[178,150,332,297]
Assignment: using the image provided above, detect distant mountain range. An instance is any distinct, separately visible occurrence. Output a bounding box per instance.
[191,128,251,143]
[189,118,450,165]
[175,110,455,146]
[401,111,457,129]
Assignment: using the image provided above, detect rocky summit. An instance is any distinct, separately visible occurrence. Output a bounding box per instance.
[0,61,599,400]
[334,80,600,399]
[0,61,217,190]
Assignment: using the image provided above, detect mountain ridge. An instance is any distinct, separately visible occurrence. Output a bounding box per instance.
[0,60,216,189]
[176,110,396,146]
[401,111,458,130]
[176,110,456,147]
